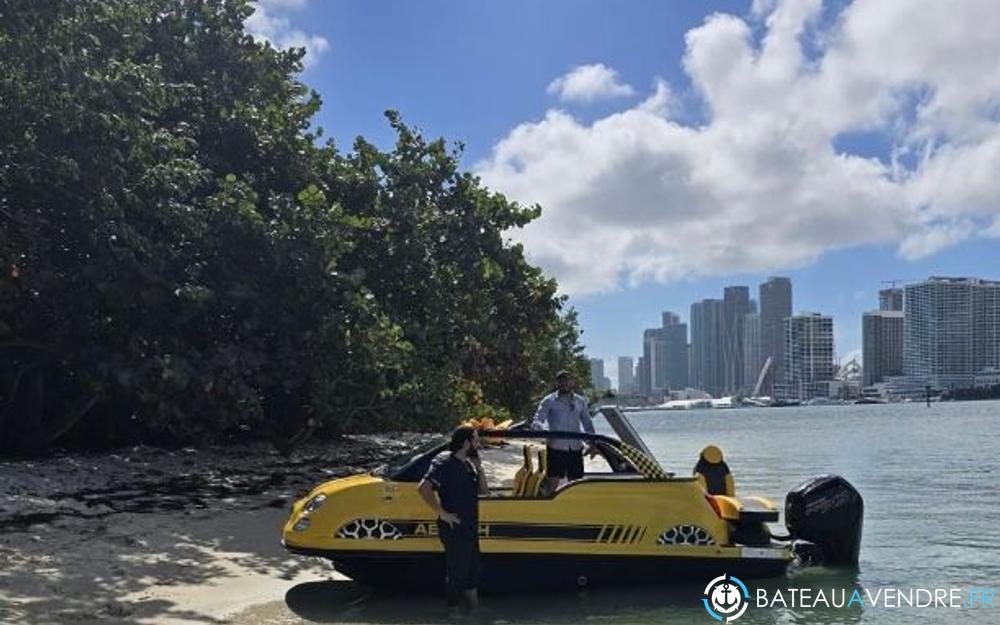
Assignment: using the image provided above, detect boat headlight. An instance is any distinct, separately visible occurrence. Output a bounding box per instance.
[304,494,327,514]
[293,518,311,532]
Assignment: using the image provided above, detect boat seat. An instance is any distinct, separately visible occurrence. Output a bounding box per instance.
[512,445,533,497]
[524,448,547,497]
[712,494,780,524]
[694,445,735,496]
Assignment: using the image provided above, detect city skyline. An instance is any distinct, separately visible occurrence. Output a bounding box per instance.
[617,276,804,397]
[627,276,807,398]
[254,1,1000,389]
[592,273,1000,394]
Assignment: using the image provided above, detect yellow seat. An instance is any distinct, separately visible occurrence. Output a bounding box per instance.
[526,448,548,497]
[711,495,779,523]
[512,445,533,497]
[694,445,735,496]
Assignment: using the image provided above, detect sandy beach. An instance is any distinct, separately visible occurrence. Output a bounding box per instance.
[0,436,433,625]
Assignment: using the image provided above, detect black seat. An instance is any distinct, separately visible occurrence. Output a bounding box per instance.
[694,445,734,496]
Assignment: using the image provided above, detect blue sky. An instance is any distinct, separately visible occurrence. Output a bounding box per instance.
[269,0,739,153]
[249,0,1000,382]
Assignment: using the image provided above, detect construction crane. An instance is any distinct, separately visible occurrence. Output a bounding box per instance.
[752,356,772,398]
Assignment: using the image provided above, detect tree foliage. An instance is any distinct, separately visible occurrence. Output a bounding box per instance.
[0,0,587,455]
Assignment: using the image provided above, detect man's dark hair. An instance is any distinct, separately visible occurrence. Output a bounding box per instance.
[449,426,476,452]
[555,370,572,381]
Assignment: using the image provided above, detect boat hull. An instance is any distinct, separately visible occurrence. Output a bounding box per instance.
[287,546,790,593]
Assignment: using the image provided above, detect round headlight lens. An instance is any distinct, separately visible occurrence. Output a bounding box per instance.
[304,494,327,513]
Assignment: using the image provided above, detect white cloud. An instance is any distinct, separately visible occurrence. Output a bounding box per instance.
[547,63,636,103]
[477,0,1000,297]
[897,220,976,260]
[637,78,675,116]
[246,0,329,68]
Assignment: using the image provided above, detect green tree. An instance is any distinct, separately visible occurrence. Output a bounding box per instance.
[0,0,384,453]
[331,113,587,422]
[0,0,586,455]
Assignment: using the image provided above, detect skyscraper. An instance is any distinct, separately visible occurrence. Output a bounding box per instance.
[742,313,761,393]
[759,277,793,396]
[723,286,752,393]
[589,358,610,392]
[663,314,689,392]
[617,356,635,394]
[642,312,689,398]
[879,288,904,312]
[780,313,834,400]
[636,356,649,396]
[690,299,725,397]
[863,310,903,386]
[643,328,667,397]
[903,277,1000,389]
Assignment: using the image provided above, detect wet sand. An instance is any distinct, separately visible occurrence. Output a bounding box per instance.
[0,438,584,625]
[1,505,334,624]
[0,436,430,625]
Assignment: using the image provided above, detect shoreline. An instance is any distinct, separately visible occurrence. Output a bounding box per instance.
[0,435,432,624]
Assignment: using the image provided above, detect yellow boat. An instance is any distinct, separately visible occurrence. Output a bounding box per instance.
[282,407,862,592]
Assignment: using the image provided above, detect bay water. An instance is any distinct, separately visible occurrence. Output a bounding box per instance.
[270,400,1000,624]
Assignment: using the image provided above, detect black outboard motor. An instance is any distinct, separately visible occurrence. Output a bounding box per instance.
[785,475,863,566]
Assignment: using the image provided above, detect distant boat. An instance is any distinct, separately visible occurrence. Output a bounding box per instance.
[771,399,802,408]
[624,399,714,411]
[620,405,666,412]
[710,397,737,409]
[804,397,844,406]
[853,397,884,405]
[661,398,713,410]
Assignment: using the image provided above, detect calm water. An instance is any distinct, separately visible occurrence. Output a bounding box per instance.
[273,401,1000,625]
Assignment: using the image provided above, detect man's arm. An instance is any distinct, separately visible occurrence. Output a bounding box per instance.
[530,395,551,430]
[578,397,598,457]
[579,397,596,434]
[418,478,459,526]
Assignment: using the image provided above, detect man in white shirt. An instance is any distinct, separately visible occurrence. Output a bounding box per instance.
[530,370,596,495]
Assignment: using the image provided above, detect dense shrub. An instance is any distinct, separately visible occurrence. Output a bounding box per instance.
[0,0,587,455]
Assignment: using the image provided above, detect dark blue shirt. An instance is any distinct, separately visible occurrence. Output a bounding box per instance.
[424,453,480,538]
[531,392,595,451]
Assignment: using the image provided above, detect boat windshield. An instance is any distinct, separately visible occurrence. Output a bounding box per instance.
[382,407,663,482]
[381,435,449,480]
[596,406,655,457]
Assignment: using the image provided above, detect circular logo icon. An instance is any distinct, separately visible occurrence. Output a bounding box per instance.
[703,573,749,622]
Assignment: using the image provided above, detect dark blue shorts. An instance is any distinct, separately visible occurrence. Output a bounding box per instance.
[438,521,480,601]
[546,447,584,480]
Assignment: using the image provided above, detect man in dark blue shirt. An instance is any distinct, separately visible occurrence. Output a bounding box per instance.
[418,426,488,608]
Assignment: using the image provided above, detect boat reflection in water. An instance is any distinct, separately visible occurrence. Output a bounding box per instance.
[277,566,864,625]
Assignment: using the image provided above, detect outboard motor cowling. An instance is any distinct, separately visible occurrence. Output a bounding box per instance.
[785,475,863,566]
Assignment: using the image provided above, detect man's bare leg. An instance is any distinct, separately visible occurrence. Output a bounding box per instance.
[463,589,479,609]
